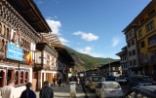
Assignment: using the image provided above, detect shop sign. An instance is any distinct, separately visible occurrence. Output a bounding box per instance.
[50,65,56,70]
[7,43,23,61]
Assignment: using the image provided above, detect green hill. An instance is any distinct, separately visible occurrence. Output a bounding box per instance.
[64,46,118,72]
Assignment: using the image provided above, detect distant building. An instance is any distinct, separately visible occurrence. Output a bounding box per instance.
[116,46,129,76]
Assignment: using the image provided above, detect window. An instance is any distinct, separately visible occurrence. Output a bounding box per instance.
[7,28,10,39]
[148,35,156,45]
[140,41,145,48]
[151,50,156,57]
[133,60,136,65]
[15,71,19,85]
[128,42,130,47]
[141,18,144,23]
[146,21,154,32]
[25,71,29,83]
[148,9,155,17]
[132,50,136,55]
[138,30,142,37]
[132,40,134,45]
[129,51,131,56]
[0,70,5,87]
[0,23,2,34]
[20,71,24,84]
[7,70,14,85]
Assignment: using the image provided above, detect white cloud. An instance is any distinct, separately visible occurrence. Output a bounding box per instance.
[112,37,120,47]
[73,31,99,41]
[78,47,105,57]
[46,19,61,35]
[59,37,69,45]
[80,47,92,54]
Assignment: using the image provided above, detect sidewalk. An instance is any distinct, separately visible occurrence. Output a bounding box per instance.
[36,82,86,98]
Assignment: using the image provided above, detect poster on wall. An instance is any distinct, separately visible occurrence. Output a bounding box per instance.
[7,43,23,61]
[10,28,22,46]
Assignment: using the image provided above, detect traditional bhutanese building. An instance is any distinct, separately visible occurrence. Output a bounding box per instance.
[0,0,51,97]
[34,33,75,90]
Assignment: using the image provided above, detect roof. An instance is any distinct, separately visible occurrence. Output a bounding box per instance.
[6,0,51,33]
[55,47,75,66]
[40,33,62,47]
[122,0,154,32]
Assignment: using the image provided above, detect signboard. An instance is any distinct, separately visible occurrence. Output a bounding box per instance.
[7,43,23,61]
[50,65,56,70]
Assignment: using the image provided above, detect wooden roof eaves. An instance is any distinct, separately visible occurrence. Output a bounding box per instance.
[27,0,51,32]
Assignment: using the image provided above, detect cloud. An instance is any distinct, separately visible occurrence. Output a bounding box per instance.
[78,47,105,57]
[59,37,70,45]
[73,31,99,41]
[80,47,92,54]
[46,19,61,35]
[112,37,120,47]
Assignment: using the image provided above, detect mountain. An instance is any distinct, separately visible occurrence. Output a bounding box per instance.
[64,46,118,72]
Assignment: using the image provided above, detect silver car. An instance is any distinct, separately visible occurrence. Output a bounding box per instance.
[95,81,123,98]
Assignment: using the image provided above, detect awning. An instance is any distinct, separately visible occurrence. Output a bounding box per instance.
[40,33,62,47]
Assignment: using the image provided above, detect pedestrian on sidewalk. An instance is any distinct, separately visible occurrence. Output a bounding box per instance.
[20,82,36,98]
[57,77,62,87]
[53,76,56,87]
[0,79,16,98]
[39,81,54,98]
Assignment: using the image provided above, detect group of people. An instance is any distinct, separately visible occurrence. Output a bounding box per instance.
[53,76,62,87]
[0,79,54,98]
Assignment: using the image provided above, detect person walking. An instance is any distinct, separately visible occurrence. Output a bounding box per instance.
[57,77,62,87]
[20,82,36,98]
[0,79,16,98]
[39,81,54,98]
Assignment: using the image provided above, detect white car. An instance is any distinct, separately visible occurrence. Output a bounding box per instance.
[95,81,123,98]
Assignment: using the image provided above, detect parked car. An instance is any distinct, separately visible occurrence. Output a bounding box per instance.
[105,75,116,81]
[124,85,156,98]
[116,76,128,84]
[88,76,105,91]
[95,81,123,98]
[128,75,152,87]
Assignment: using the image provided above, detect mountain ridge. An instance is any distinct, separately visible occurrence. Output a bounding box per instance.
[64,46,118,72]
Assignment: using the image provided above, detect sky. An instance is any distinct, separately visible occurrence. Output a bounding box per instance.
[34,0,151,59]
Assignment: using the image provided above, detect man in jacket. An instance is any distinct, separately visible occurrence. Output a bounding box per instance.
[39,81,54,98]
[20,82,36,98]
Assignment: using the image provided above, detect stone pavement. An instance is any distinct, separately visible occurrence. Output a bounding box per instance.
[35,82,86,98]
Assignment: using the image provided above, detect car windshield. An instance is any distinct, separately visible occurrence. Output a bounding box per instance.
[103,82,120,89]
[92,77,102,82]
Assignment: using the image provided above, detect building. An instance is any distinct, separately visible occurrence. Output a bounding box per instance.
[0,0,75,94]
[0,0,51,97]
[116,46,129,76]
[122,0,156,77]
[97,61,121,77]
